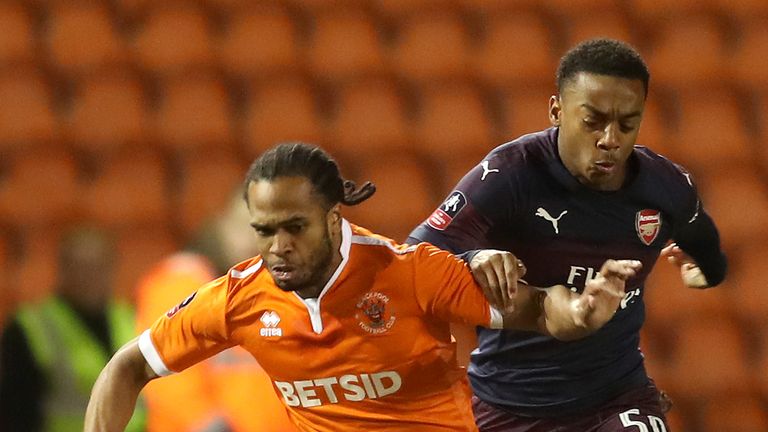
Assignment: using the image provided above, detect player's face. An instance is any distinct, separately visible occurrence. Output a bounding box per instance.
[550,72,646,191]
[246,176,342,297]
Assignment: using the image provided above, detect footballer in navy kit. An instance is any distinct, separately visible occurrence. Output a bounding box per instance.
[409,39,727,431]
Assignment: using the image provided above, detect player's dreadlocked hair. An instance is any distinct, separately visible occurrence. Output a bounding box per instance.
[243,142,376,208]
[556,38,650,97]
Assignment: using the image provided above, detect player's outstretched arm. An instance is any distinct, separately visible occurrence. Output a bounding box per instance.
[538,260,641,341]
[85,338,158,432]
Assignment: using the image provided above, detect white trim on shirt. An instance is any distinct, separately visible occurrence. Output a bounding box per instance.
[138,330,174,377]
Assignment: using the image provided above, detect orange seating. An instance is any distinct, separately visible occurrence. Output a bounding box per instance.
[45,3,127,74]
[219,3,300,78]
[329,76,412,154]
[671,89,751,172]
[498,85,555,141]
[177,151,245,236]
[757,330,768,399]
[376,0,460,17]
[634,95,675,158]
[133,3,215,75]
[475,11,556,88]
[415,81,495,161]
[155,73,235,152]
[643,255,731,326]
[0,68,57,150]
[665,317,751,400]
[66,71,150,155]
[726,242,768,327]
[0,150,80,226]
[731,20,768,91]
[697,168,768,250]
[563,9,636,48]
[307,8,386,81]
[392,10,472,82]
[645,14,728,89]
[713,0,768,20]
[629,0,717,23]
[702,394,768,432]
[344,152,437,242]
[242,76,325,158]
[542,0,623,15]
[83,150,169,228]
[113,228,177,301]
[14,229,60,303]
[0,2,36,65]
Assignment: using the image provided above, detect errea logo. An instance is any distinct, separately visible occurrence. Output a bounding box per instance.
[260,311,282,337]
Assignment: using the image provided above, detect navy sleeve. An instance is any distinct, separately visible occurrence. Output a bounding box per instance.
[408,153,520,254]
[668,165,727,286]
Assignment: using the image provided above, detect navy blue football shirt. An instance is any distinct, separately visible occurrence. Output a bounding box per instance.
[408,127,726,417]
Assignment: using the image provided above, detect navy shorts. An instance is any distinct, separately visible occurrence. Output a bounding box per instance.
[472,383,669,432]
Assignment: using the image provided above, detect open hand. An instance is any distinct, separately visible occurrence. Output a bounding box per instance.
[572,259,642,329]
[661,243,708,288]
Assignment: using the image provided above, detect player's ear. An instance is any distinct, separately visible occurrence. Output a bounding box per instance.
[549,95,562,127]
[327,204,342,229]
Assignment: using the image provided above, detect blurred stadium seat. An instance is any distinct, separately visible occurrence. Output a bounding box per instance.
[113,228,177,301]
[698,168,768,250]
[376,0,461,18]
[219,2,301,78]
[665,316,752,400]
[392,9,473,82]
[727,242,768,327]
[329,75,412,154]
[307,7,386,82]
[0,68,57,150]
[701,394,768,432]
[475,10,556,89]
[643,256,731,328]
[45,2,128,75]
[563,9,636,48]
[629,0,717,23]
[14,229,60,303]
[155,72,235,153]
[645,14,728,89]
[65,71,150,155]
[132,3,215,76]
[241,75,326,158]
[498,84,555,141]
[671,88,752,172]
[414,80,495,162]
[176,150,245,236]
[0,2,36,66]
[0,149,80,226]
[344,151,437,241]
[634,95,675,157]
[732,19,768,91]
[83,149,169,228]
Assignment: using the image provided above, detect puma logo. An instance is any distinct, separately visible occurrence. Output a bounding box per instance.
[480,161,500,181]
[535,207,568,234]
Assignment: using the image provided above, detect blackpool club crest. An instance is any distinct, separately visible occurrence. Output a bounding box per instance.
[355,292,396,334]
[635,209,662,245]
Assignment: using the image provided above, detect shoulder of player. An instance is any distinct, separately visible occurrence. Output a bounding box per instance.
[634,145,696,190]
[349,225,419,257]
[226,256,270,291]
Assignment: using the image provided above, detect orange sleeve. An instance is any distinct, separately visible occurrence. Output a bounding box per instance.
[138,275,236,375]
[412,243,503,329]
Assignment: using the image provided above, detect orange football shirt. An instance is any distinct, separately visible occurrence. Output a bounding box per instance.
[139,220,502,431]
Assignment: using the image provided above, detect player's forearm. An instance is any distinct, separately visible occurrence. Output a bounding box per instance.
[674,211,727,287]
[85,340,154,432]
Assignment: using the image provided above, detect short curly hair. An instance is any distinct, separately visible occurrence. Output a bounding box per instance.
[556,38,650,97]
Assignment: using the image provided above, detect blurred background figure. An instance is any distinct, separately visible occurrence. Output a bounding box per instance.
[0,226,145,432]
[135,191,295,432]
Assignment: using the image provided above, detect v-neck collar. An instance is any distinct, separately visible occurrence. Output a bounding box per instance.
[293,219,352,334]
